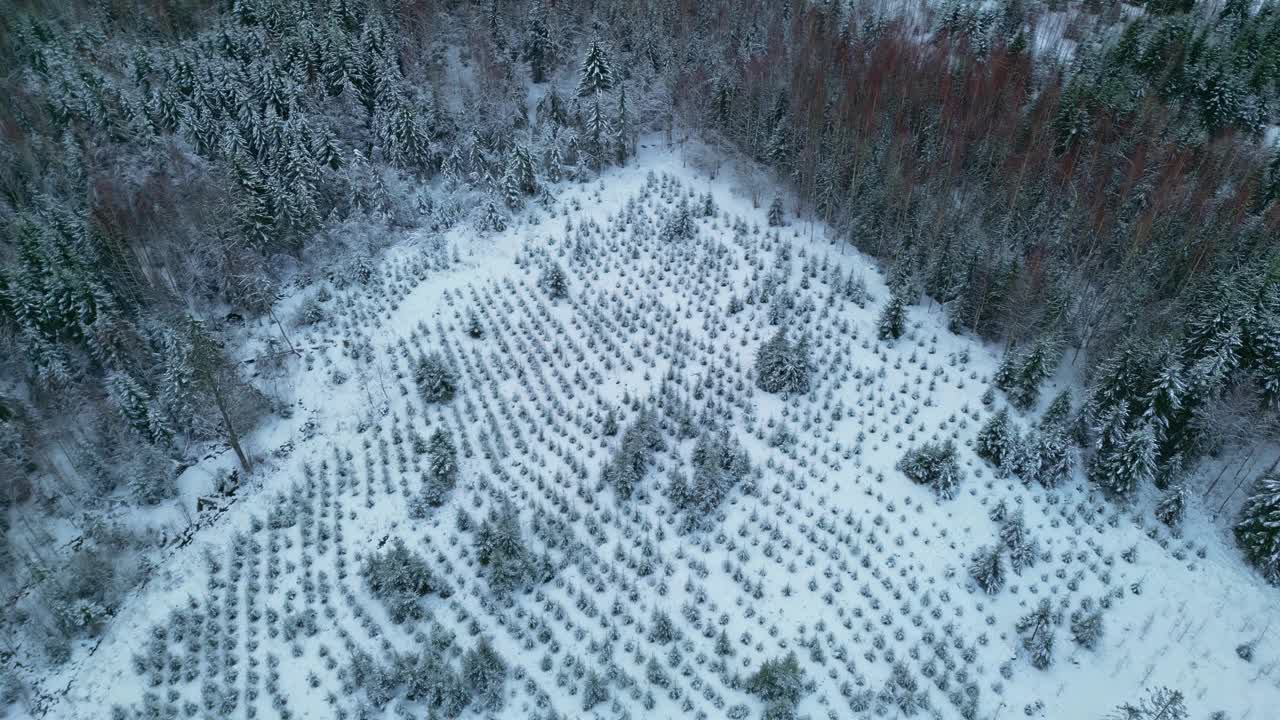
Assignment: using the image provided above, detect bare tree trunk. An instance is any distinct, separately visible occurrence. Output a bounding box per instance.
[213,385,252,475]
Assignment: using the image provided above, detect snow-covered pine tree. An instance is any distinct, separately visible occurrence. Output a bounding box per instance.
[106,371,172,447]
[1154,483,1187,528]
[475,495,542,595]
[415,353,457,404]
[660,198,697,242]
[524,0,553,83]
[541,262,569,300]
[877,289,908,341]
[1234,472,1280,583]
[1025,426,1074,488]
[1039,389,1073,429]
[767,196,785,227]
[577,40,614,97]
[1109,686,1188,720]
[1101,420,1158,497]
[1016,598,1055,670]
[896,440,964,499]
[975,407,1017,469]
[461,637,507,711]
[999,509,1037,574]
[583,92,612,170]
[969,544,1006,594]
[1070,599,1104,651]
[754,328,812,395]
[422,427,458,505]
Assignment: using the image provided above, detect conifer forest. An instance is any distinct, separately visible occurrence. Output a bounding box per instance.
[1,1,1280,718]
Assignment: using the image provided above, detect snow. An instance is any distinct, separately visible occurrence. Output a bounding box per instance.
[28,138,1280,720]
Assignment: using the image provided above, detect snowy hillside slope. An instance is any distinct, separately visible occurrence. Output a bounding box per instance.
[33,143,1279,720]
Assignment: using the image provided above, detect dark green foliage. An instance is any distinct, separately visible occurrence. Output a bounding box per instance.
[877,290,908,341]
[541,262,569,300]
[1234,473,1280,583]
[412,427,458,513]
[754,328,812,395]
[475,496,546,595]
[975,407,1017,469]
[1070,600,1104,651]
[767,197,785,227]
[1016,599,1055,670]
[1155,484,1186,528]
[577,40,614,97]
[415,353,458,404]
[601,409,663,500]
[897,440,964,499]
[461,637,507,711]
[969,544,1005,594]
[995,337,1060,411]
[361,538,440,624]
[745,652,807,708]
[667,431,751,532]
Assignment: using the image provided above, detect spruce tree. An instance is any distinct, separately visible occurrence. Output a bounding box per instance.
[975,407,1017,469]
[1234,472,1280,583]
[1102,421,1158,497]
[1070,601,1104,651]
[415,353,457,404]
[897,440,964,499]
[754,328,812,395]
[577,40,614,97]
[767,196,785,227]
[969,544,1006,594]
[1016,599,1055,670]
[541,262,569,300]
[524,0,553,83]
[877,289,908,341]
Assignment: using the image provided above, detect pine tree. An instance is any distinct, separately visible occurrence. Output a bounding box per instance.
[1040,389,1073,429]
[583,670,610,711]
[896,440,964,499]
[976,407,1017,469]
[877,289,908,341]
[754,328,812,395]
[1070,601,1104,651]
[1110,686,1188,720]
[1016,599,1055,670]
[1026,427,1074,488]
[577,40,614,97]
[582,92,612,171]
[541,262,569,300]
[419,427,458,507]
[999,510,1037,574]
[461,637,507,711]
[1154,484,1187,528]
[613,82,631,165]
[524,0,553,83]
[768,196,785,227]
[107,371,172,447]
[475,495,542,595]
[969,544,1006,594]
[1102,421,1158,497]
[415,353,457,404]
[1234,472,1280,583]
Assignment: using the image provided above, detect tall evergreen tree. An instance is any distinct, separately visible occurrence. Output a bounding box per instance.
[577,40,614,97]
[1235,472,1280,583]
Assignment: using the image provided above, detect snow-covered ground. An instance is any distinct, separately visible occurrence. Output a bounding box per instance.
[32,141,1280,720]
